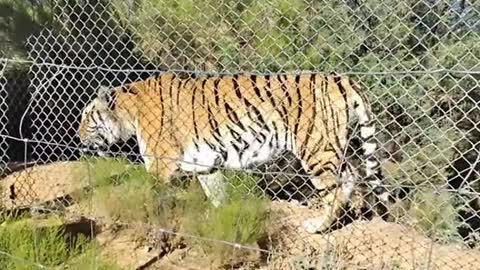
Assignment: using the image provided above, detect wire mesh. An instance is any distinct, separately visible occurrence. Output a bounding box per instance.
[0,0,479,269]
[0,61,7,179]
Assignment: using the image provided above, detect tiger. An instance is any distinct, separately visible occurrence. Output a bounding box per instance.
[78,72,389,234]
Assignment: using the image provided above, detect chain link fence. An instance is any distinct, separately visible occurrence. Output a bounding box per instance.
[0,0,480,269]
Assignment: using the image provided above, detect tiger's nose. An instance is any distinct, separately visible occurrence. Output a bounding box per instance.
[79,142,99,154]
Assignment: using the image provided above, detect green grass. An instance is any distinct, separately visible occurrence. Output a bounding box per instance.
[0,215,121,270]
[76,156,132,187]
[387,186,463,244]
[78,157,272,264]
[408,188,462,243]
[181,178,269,263]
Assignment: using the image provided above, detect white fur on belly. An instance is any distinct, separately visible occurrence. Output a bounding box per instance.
[179,129,289,173]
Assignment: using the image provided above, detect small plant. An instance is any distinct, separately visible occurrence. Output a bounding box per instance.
[78,158,174,226]
[182,171,271,265]
[76,156,131,188]
[0,215,121,270]
[407,188,462,243]
[223,170,264,200]
[92,166,160,223]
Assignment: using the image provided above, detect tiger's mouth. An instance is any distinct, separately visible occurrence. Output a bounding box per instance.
[79,136,110,157]
[79,144,111,158]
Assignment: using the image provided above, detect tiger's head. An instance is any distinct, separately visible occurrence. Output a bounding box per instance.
[78,85,137,153]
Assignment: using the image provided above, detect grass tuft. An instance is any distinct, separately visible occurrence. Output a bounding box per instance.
[408,188,462,243]
[78,157,272,265]
[0,215,121,270]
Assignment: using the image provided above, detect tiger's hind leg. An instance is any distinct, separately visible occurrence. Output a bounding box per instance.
[302,166,356,234]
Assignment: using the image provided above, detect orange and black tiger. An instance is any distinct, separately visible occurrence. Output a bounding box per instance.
[78,72,389,233]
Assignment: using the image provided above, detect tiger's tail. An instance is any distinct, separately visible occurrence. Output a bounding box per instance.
[345,77,390,203]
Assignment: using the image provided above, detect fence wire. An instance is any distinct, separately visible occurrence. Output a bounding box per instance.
[0,0,480,269]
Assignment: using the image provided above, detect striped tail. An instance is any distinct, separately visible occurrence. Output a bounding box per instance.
[348,79,390,203]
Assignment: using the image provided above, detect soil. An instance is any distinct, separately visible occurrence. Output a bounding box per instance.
[2,161,480,270]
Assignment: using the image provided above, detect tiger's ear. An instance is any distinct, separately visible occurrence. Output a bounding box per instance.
[121,85,138,96]
[98,85,111,101]
[97,85,116,110]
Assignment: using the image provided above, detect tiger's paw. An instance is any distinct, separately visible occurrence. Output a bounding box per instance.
[302,216,331,234]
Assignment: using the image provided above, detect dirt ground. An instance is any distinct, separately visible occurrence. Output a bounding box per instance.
[2,161,480,270]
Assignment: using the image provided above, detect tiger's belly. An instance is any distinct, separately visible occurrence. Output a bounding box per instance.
[179,129,294,173]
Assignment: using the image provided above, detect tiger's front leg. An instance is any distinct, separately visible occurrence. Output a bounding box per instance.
[197,171,228,207]
[178,143,229,208]
[147,154,228,208]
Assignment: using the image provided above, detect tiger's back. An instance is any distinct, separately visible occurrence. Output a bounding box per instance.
[136,74,371,178]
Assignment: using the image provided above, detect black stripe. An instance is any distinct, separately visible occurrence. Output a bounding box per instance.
[230,141,241,153]
[248,126,266,143]
[353,101,359,109]
[213,78,221,106]
[207,105,222,139]
[158,78,165,137]
[324,142,341,159]
[98,132,108,143]
[251,104,268,129]
[275,75,290,144]
[121,85,138,95]
[176,79,182,105]
[361,120,374,127]
[244,98,268,129]
[293,75,302,137]
[250,75,265,102]
[169,74,176,100]
[200,78,208,113]
[264,75,280,149]
[349,78,367,104]
[238,75,268,130]
[208,118,227,151]
[96,111,105,124]
[278,74,292,106]
[107,91,116,110]
[225,102,246,131]
[310,161,338,177]
[264,75,276,108]
[368,161,380,171]
[200,80,206,107]
[362,134,374,141]
[304,138,326,164]
[233,74,242,99]
[271,121,279,149]
[333,76,349,121]
[227,125,242,141]
[204,139,218,152]
[191,85,199,148]
[300,74,317,160]
[323,83,342,149]
[229,127,249,150]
